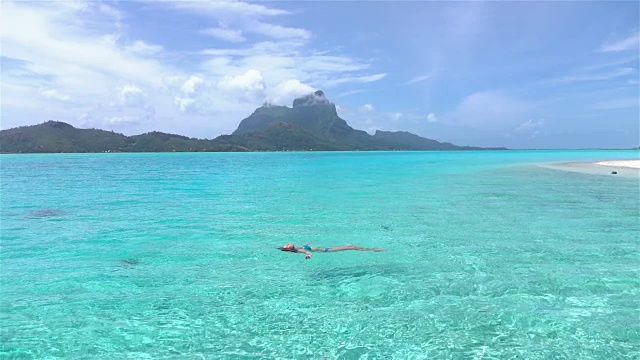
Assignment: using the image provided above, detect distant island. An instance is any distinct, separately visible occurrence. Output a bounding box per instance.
[0,90,507,153]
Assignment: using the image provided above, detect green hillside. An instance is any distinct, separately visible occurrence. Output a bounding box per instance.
[0,91,507,153]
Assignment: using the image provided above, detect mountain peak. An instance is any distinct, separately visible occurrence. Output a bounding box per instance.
[44,120,75,129]
[292,90,333,108]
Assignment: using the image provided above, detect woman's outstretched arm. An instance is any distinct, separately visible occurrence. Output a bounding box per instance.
[297,248,313,259]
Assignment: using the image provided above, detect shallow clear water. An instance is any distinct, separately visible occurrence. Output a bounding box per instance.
[1,150,639,359]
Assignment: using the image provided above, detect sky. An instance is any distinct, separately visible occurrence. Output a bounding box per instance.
[1,0,638,149]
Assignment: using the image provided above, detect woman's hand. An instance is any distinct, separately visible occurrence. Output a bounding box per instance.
[305,254,312,259]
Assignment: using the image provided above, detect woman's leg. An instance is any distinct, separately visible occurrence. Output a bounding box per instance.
[329,246,386,252]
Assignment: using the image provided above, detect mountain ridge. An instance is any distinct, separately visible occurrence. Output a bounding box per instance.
[0,91,508,153]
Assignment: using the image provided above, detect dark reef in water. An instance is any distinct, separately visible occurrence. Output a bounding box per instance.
[312,264,407,281]
[28,209,66,218]
[120,258,140,267]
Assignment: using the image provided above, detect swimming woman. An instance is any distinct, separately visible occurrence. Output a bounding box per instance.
[278,243,386,259]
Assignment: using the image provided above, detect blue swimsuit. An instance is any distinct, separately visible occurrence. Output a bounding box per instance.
[303,245,331,252]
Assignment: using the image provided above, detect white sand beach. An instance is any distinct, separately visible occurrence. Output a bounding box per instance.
[594,160,640,169]
[542,159,640,177]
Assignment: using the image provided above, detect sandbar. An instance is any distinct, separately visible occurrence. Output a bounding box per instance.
[541,159,640,178]
[594,160,640,169]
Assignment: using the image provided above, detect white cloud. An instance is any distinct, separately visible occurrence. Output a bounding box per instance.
[404,74,431,85]
[100,33,121,47]
[1,3,169,91]
[125,40,164,55]
[0,0,388,138]
[196,14,383,91]
[180,75,205,95]
[0,2,182,133]
[218,69,265,92]
[427,112,438,122]
[548,67,636,84]
[39,88,71,101]
[77,112,94,127]
[171,1,290,18]
[174,97,197,113]
[169,70,272,115]
[323,73,386,87]
[105,115,140,125]
[515,119,544,132]
[266,79,315,105]
[293,90,332,106]
[512,120,543,139]
[199,41,375,89]
[597,31,640,52]
[391,112,403,121]
[355,73,387,83]
[579,56,639,71]
[301,54,369,73]
[446,91,530,128]
[171,75,216,114]
[79,101,156,131]
[201,27,246,43]
[360,103,374,112]
[97,3,123,20]
[173,1,309,40]
[0,0,176,138]
[217,69,266,102]
[118,84,147,107]
[250,22,311,40]
[339,89,366,97]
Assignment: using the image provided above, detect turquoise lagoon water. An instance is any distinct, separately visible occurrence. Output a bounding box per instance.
[1,150,639,359]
